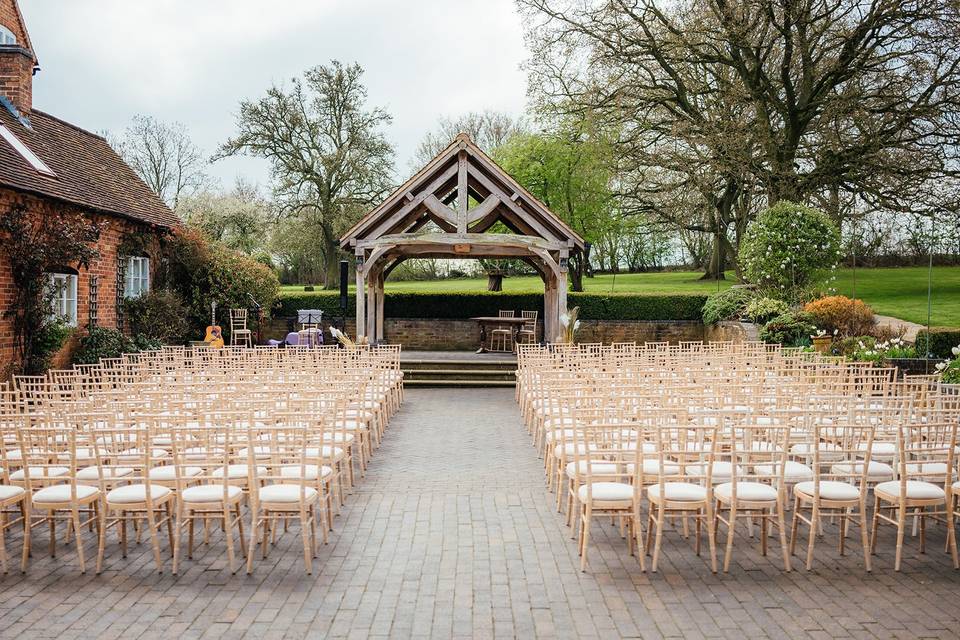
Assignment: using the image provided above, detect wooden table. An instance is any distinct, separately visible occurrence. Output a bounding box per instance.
[471,316,528,353]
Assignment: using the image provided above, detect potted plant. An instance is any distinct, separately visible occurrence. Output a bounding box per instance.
[810,329,833,354]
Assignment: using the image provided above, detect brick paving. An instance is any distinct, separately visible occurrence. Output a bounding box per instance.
[1,388,959,639]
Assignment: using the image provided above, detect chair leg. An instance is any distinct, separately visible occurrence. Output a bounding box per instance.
[21,501,31,573]
[145,507,164,573]
[859,502,872,572]
[224,505,236,574]
[70,508,86,573]
[723,505,737,572]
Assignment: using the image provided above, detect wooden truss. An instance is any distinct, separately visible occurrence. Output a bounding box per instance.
[339,133,584,343]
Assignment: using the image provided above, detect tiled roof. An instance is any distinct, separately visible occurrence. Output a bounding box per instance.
[0,106,179,228]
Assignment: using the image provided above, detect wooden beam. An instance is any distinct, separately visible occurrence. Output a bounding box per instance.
[423,194,459,228]
[456,150,468,233]
[465,165,561,243]
[360,164,458,242]
[465,194,500,225]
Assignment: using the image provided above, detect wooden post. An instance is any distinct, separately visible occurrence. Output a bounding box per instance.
[366,276,376,341]
[355,252,366,340]
[543,280,554,343]
[375,274,385,342]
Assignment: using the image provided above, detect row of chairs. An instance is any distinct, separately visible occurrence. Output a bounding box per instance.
[0,344,404,575]
[516,341,960,573]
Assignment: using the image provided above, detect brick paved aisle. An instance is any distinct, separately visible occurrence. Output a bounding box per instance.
[2,388,960,639]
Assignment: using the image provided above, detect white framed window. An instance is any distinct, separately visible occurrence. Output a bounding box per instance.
[0,26,15,46]
[48,273,78,327]
[124,256,150,298]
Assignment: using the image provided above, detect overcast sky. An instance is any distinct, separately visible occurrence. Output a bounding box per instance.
[19,0,530,190]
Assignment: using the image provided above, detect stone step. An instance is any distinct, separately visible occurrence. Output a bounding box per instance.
[404,378,516,388]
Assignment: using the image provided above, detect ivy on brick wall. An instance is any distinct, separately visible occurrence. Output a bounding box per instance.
[277,291,707,322]
[0,203,102,374]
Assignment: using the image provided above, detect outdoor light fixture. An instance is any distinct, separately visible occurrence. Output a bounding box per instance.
[559,257,568,270]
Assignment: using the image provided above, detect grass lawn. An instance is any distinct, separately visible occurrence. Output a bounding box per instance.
[282,266,960,326]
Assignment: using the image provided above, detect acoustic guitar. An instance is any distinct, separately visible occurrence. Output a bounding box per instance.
[203,301,224,348]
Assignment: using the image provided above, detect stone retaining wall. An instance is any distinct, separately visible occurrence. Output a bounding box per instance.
[264,317,760,350]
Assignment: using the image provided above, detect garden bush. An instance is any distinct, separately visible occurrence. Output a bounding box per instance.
[744,297,790,324]
[26,323,73,374]
[161,228,280,340]
[123,288,191,344]
[759,311,817,347]
[739,201,841,298]
[72,327,137,364]
[803,295,874,336]
[701,288,755,324]
[277,291,708,322]
[915,327,960,358]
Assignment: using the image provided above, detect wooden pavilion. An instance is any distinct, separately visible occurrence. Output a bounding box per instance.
[340,133,585,343]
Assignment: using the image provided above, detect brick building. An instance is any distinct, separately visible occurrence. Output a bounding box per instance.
[0,0,178,374]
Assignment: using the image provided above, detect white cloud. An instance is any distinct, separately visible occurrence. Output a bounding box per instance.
[19,0,529,187]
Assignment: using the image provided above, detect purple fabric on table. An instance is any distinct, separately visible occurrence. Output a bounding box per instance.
[267,339,283,346]
[285,332,300,345]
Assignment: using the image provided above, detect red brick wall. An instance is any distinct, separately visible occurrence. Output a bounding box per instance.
[0,0,34,113]
[0,45,31,112]
[0,188,164,376]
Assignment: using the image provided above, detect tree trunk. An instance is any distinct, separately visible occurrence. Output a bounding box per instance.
[569,256,585,292]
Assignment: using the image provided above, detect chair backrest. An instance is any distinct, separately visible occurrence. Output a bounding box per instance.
[498,310,515,318]
[230,308,248,329]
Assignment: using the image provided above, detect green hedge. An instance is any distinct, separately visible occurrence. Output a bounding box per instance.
[277,291,707,322]
[915,327,960,358]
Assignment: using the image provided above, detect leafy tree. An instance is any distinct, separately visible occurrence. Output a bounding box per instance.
[217,60,395,288]
[178,179,272,255]
[494,120,616,291]
[108,115,209,210]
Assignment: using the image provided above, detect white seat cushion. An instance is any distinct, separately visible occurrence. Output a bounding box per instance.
[685,461,742,479]
[905,462,949,477]
[715,481,778,502]
[565,461,618,478]
[790,442,842,458]
[306,446,344,459]
[875,480,945,500]
[9,466,69,481]
[280,464,333,481]
[33,484,99,503]
[627,460,681,477]
[211,464,267,479]
[647,482,707,502]
[794,480,860,501]
[181,484,243,503]
[0,484,26,501]
[118,448,169,460]
[544,429,577,443]
[322,433,355,444]
[577,482,634,502]
[148,466,202,480]
[106,484,172,504]
[831,461,894,479]
[258,484,318,502]
[755,461,814,482]
[554,444,589,458]
[76,466,134,480]
[857,442,896,459]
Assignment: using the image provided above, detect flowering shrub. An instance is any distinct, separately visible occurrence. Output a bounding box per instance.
[803,295,874,336]
[935,345,960,384]
[739,201,841,298]
[847,336,916,363]
[701,288,755,324]
[744,297,790,324]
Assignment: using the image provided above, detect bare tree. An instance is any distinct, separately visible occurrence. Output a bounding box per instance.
[108,115,209,210]
[412,110,526,168]
[216,60,395,288]
[178,178,272,255]
[520,0,960,277]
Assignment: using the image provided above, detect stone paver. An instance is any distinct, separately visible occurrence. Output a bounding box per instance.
[1,388,959,639]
